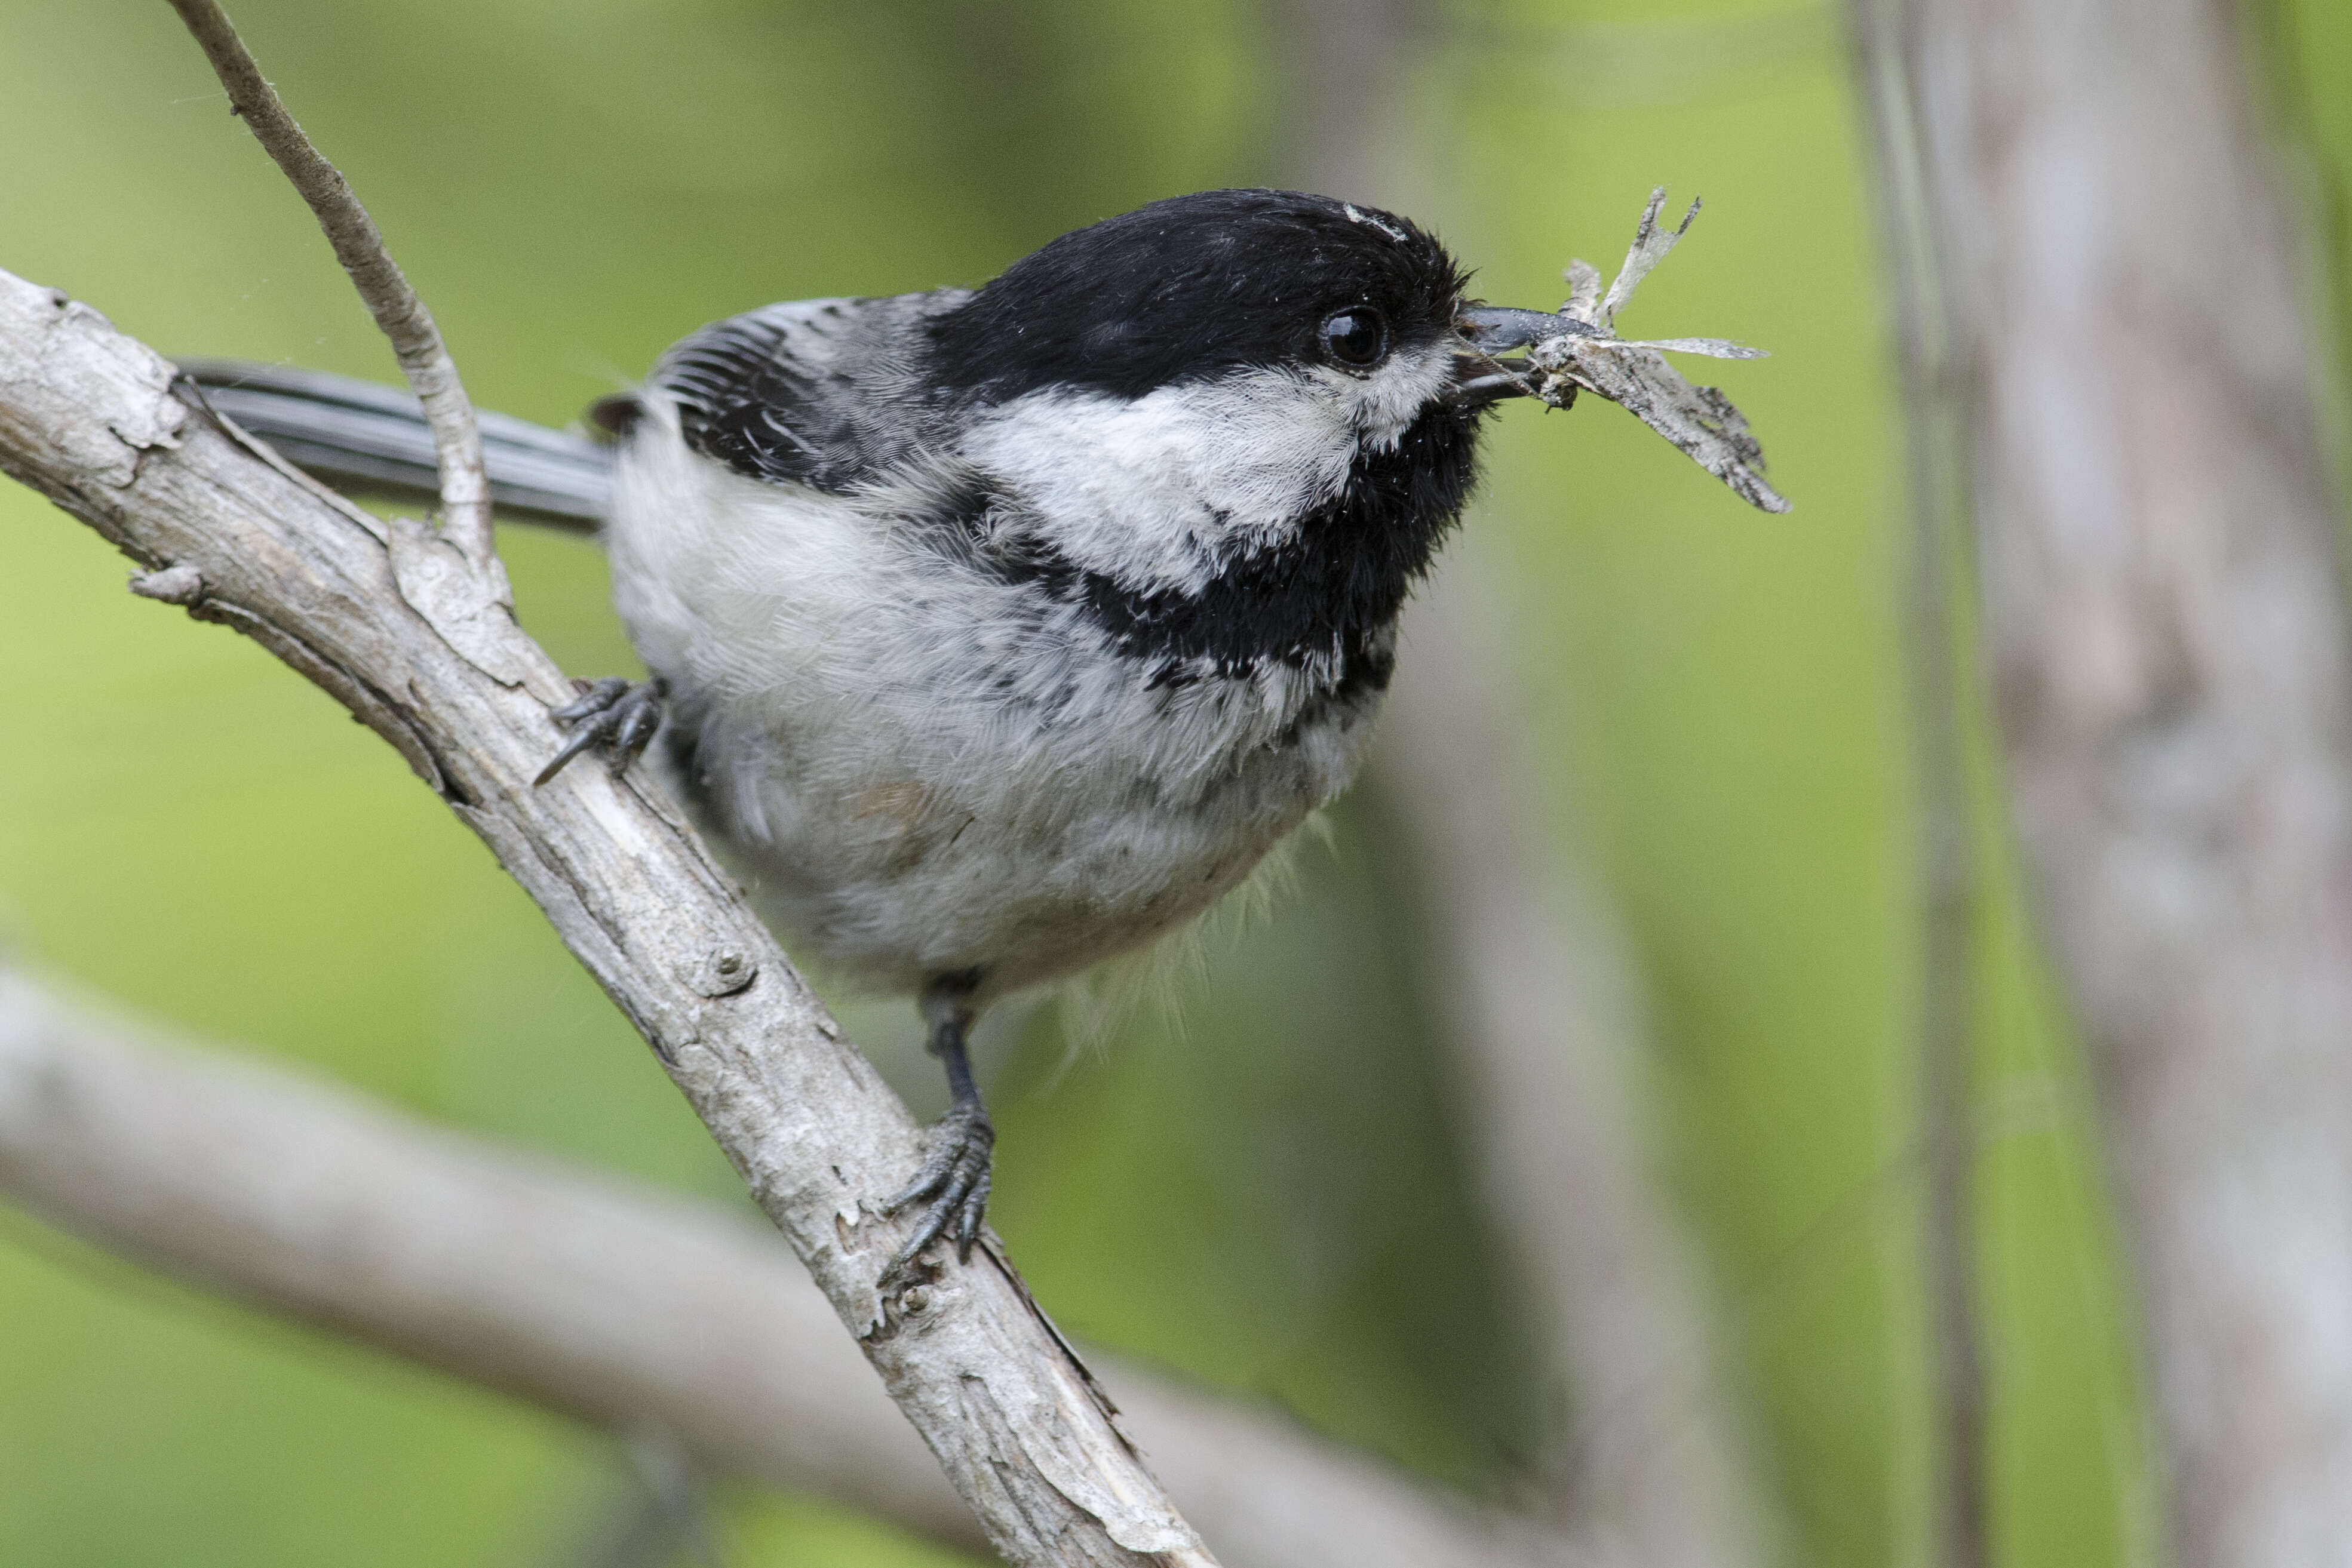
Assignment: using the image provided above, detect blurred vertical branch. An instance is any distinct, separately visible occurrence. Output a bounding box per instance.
[1846,4,1989,1566]
[1264,1,1766,1561]
[1375,559,1767,1568]
[1871,0,2352,1564]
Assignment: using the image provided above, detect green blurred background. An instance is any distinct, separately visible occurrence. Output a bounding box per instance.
[2,1,2348,1564]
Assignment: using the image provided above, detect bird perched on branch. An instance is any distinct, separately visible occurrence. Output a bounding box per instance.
[187,188,1582,1273]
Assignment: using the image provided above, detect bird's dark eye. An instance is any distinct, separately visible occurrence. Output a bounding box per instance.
[1320,307,1387,368]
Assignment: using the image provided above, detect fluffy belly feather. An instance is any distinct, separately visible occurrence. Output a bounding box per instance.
[607,422,1380,1002]
[664,701,1347,998]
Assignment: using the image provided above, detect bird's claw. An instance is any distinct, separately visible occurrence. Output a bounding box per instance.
[886,1099,995,1274]
[535,678,662,785]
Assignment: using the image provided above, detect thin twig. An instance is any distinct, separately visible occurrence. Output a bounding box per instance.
[1846,4,1988,1566]
[166,0,495,572]
[0,265,1212,1568]
[0,963,1573,1568]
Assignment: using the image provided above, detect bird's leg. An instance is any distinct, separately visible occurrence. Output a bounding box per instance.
[534,677,664,785]
[887,983,994,1271]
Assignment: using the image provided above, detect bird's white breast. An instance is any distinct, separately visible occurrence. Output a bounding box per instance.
[603,408,1381,1000]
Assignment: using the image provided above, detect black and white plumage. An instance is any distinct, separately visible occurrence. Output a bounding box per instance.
[186,187,1571,1268]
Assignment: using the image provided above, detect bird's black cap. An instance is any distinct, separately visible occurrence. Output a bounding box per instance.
[925,189,1472,403]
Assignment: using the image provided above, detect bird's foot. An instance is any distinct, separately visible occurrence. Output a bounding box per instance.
[535,678,662,785]
[886,1098,995,1273]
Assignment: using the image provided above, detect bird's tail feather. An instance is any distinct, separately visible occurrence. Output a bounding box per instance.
[176,359,613,532]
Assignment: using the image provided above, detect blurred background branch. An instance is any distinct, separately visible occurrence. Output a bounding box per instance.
[1376,555,1770,1568]
[1267,2,1768,1561]
[0,960,1570,1568]
[1873,0,2352,1564]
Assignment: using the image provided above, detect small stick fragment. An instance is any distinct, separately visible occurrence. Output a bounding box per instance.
[1598,187,1698,328]
[1523,188,1791,514]
[1562,259,1605,328]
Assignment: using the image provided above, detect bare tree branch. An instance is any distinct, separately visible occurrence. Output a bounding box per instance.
[0,961,1571,1568]
[167,0,495,574]
[0,266,1212,1568]
[1883,0,2352,1561]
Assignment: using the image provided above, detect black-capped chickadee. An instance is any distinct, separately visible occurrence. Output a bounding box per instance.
[188,187,1582,1270]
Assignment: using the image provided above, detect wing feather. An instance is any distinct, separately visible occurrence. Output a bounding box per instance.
[650,298,877,493]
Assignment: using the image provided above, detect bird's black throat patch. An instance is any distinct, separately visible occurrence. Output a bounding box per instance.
[947,401,1484,698]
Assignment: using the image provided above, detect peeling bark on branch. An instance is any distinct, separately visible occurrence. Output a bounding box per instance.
[0,268,1212,1568]
[0,964,1569,1568]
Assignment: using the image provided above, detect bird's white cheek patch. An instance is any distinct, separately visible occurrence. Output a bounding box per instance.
[954,349,1452,598]
[1341,344,1455,450]
[962,373,1359,594]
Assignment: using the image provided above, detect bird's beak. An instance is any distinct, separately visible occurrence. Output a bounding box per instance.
[1459,305,1579,353]
[1449,304,1590,407]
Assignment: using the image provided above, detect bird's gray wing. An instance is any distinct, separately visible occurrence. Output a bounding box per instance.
[630,294,948,495]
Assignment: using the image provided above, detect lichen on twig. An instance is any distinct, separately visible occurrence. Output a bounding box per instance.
[1521,188,1790,514]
